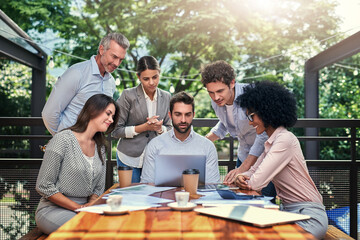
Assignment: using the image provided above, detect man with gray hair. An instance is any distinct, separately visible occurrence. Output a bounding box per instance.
[42,33,130,135]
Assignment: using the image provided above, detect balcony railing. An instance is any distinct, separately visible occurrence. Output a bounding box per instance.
[0,117,359,239]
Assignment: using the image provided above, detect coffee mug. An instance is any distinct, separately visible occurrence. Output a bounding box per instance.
[106,195,123,211]
[175,191,190,207]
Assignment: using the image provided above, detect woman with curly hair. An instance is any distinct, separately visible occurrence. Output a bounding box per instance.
[235,81,328,239]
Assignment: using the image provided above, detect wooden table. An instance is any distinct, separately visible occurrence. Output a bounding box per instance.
[47,184,315,239]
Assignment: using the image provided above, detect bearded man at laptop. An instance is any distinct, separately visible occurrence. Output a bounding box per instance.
[140,91,220,184]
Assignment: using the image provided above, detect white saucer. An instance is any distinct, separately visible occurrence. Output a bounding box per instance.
[103,209,129,216]
[168,202,197,211]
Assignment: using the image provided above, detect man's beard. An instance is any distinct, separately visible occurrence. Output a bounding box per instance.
[105,63,117,73]
[173,121,192,134]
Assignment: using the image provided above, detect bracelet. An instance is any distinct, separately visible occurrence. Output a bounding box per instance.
[157,129,164,134]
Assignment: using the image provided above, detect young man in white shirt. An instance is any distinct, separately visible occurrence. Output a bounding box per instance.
[141,91,220,184]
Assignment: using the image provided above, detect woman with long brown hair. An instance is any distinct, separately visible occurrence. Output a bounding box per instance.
[35,94,119,234]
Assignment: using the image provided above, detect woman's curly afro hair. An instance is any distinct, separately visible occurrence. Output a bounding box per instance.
[237,80,297,128]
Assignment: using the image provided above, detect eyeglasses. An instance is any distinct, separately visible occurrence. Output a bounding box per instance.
[246,112,256,122]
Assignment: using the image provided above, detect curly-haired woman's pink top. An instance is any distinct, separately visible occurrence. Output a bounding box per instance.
[243,127,323,204]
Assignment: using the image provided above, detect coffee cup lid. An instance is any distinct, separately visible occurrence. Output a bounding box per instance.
[182,168,200,174]
[118,166,133,170]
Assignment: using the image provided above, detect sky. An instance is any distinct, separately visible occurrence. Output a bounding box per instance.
[335,0,360,33]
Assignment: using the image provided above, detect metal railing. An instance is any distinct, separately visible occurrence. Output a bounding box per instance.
[0,117,359,239]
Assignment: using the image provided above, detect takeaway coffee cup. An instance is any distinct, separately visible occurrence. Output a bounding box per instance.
[182,168,200,196]
[118,166,133,188]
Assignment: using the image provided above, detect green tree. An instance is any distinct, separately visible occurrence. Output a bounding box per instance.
[0,60,56,157]
[2,0,340,95]
[318,54,360,160]
[1,0,80,40]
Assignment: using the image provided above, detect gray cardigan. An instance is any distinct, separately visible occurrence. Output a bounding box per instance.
[36,130,106,199]
[112,84,172,157]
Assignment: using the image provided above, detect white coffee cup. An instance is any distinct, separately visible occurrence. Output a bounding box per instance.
[175,191,190,207]
[106,195,123,211]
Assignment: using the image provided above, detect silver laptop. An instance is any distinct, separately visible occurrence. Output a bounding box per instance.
[195,205,310,227]
[154,154,206,186]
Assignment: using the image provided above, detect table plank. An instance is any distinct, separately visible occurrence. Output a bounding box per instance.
[87,215,128,232]
[56,212,101,232]
[182,211,214,231]
[147,207,182,239]
[83,232,118,239]
[46,231,86,239]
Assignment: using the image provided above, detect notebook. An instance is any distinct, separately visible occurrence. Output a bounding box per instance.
[195,205,310,227]
[154,154,206,186]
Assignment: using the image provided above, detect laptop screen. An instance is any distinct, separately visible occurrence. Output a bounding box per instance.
[154,154,206,186]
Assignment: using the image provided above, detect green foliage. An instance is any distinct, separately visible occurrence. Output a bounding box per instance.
[1,0,80,40]
[0,177,39,238]
[0,213,28,240]
[317,53,360,159]
[0,61,32,117]
[319,58,360,120]
[2,0,340,93]
[0,60,56,158]
[0,61,32,158]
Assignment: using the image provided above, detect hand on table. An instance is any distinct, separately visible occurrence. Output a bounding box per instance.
[234,174,252,190]
[79,202,91,209]
[223,168,242,185]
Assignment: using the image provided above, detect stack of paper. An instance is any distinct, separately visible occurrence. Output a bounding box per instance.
[192,191,279,209]
[78,185,176,214]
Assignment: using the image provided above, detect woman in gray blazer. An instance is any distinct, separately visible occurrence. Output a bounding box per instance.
[112,56,172,183]
[35,94,120,234]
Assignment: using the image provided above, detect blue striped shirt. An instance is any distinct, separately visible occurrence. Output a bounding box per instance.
[42,56,116,135]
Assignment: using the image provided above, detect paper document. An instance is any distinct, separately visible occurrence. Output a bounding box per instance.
[111,184,176,195]
[103,193,173,205]
[192,191,278,209]
[76,204,153,214]
[78,193,174,214]
[195,205,310,227]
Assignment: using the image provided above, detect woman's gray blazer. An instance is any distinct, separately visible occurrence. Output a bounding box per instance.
[111,84,172,157]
